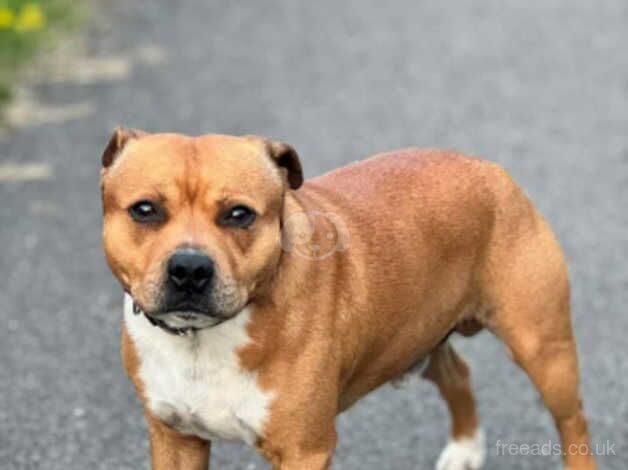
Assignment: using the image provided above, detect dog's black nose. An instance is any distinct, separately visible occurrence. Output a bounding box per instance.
[167,251,214,292]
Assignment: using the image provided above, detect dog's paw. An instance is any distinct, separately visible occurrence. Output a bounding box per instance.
[435,428,486,470]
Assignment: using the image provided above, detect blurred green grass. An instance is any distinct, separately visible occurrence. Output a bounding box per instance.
[0,0,81,105]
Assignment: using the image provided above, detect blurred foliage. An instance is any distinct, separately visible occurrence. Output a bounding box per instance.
[0,0,81,105]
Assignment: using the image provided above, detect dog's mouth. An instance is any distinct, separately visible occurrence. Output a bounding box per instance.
[173,313,201,321]
[133,299,222,318]
[132,300,228,334]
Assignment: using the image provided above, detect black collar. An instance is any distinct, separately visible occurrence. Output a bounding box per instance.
[132,301,198,337]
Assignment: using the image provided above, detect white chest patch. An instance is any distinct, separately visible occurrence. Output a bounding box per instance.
[123,294,273,445]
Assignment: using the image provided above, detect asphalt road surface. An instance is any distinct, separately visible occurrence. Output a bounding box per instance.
[1,1,627,469]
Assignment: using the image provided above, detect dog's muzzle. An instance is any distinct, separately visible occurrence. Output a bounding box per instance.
[163,250,215,312]
[132,301,227,336]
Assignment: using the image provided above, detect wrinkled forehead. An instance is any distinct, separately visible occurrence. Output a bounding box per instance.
[103,134,284,209]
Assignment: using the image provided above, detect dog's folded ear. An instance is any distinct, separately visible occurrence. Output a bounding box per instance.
[265,140,303,190]
[101,127,148,169]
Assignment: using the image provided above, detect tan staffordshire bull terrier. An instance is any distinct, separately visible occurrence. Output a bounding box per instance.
[100,129,596,470]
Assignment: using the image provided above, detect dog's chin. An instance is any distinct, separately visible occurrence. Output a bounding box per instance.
[130,297,230,330]
[154,311,225,329]
[128,292,247,330]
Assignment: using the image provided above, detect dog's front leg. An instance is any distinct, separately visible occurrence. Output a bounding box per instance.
[146,413,210,470]
[261,425,337,470]
[275,448,335,470]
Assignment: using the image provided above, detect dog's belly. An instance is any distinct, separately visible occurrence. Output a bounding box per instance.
[123,296,273,444]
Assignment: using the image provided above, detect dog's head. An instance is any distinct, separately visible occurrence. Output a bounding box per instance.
[100,129,302,329]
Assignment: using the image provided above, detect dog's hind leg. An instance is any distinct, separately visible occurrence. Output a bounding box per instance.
[484,215,596,470]
[488,288,595,470]
[422,342,486,470]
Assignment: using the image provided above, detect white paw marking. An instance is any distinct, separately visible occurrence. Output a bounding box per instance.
[436,428,486,470]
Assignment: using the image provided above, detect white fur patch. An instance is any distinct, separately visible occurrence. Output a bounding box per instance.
[436,428,486,470]
[390,356,429,388]
[123,294,273,445]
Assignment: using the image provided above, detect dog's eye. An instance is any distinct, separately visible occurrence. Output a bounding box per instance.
[128,200,164,224]
[219,205,257,229]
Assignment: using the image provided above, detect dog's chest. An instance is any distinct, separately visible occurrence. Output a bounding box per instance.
[124,299,272,444]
